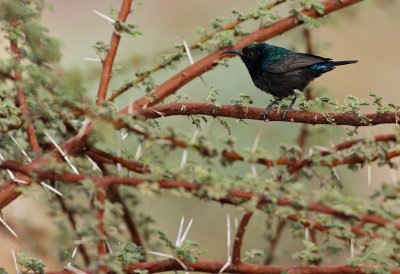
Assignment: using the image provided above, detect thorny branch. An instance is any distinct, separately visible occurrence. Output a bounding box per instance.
[96,0,133,104]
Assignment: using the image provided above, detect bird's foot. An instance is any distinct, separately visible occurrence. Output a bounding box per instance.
[262,106,276,120]
[281,107,292,120]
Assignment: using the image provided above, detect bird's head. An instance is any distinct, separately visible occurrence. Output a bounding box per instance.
[221,42,266,70]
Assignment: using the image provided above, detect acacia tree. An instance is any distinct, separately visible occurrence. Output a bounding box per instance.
[0,0,399,273]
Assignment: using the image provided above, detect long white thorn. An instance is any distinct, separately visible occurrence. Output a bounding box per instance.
[178,218,193,246]
[44,131,79,175]
[40,182,63,197]
[12,248,20,274]
[92,10,116,24]
[81,57,102,63]
[0,216,19,239]
[176,216,185,245]
[67,246,79,268]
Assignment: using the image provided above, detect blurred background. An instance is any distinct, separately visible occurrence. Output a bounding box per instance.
[1,0,400,271]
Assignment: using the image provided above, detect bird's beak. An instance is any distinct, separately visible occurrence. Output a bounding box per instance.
[220,49,243,56]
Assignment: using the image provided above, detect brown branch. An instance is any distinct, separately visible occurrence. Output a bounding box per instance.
[122,259,400,274]
[86,149,150,174]
[107,185,146,258]
[1,161,397,236]
[264,220,286,265]
[133,102,399,127]
[96,189,107,263]
[9,22,42,154]
[125,0,363,111]
[96,0,132,105]
[56,194,91,265]
[232,212,253,264]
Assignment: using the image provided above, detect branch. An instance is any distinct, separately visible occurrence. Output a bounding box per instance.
[133,102,399,127]
[9,22,42,154]
[96,0,132,104]
[232,212,253,264]
[125,0,363,111]
[1,160,397,235]
[122,259,400,274]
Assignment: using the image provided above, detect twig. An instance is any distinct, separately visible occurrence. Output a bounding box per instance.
[9,22,42,154]
[232,212,253,264]
[122,259,400,274]
[264,220,286,265]
[133,102,400,127]
[96,0,133,104]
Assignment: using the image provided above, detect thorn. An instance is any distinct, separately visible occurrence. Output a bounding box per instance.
[64,264,87,274]
[81,57,102,63]
[367,164,372,188]
[67,246,79,267]
[350,238,354,259]
[92,10,116,24]
[40,182,63,197]
[85,155,103,173]
[105,238,113,254]
[134,140,144,160]
[0,152,28,184]
[183,38,207,87]
[304,227,310,241]
[178,218,193,246]
[0,215,19,239]
[44,131,80,175]
[176,216,185,245]
[12,249,20,274]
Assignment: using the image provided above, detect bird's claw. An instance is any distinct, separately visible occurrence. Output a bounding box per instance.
[281,107,292,120]
[262,107,275,120]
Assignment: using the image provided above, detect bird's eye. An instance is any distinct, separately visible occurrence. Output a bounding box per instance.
[247,52,254,57]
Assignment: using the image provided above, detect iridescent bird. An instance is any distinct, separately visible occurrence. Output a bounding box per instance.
[222,42,357,119]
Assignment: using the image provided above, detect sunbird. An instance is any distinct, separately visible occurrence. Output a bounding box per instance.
[222,42,357,119]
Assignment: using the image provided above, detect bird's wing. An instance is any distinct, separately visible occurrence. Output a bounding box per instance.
[264,53,331,73]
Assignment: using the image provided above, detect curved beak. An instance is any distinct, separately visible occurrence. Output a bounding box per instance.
[220,49,243,56]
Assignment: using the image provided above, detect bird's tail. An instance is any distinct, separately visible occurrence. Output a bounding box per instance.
[330,60,358,66]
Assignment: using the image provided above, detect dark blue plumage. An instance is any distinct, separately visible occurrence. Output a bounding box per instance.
[221,42,357,119]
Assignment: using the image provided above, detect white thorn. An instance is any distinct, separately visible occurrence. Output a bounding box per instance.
[234,218,238,229]
[331,167,341,182]
[85,155,103,173]
[251,164,258,177]
[350,238,354,259]
[12,248,20,274]
[176,216,185,246]
[304,227,310,241]
[0,216,19,239]
[182,39,194,65]
[180,150,188,169]
[81,57,102,63]
[251,129,262,153]
[148,251,174,259]
[367,164,372,188]
[134,140,144,161]
[78,118,90,138]
[40,182,63,197]
[64,265,88,274]
[44,131,80,175]
[92,10,116,24]
[8,133,31,161]
[67,246,79,267]
[0,152,28,184]
[105,238,113,254]
[178,218,193,246]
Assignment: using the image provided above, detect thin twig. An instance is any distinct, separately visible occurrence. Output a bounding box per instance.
[96,0,133,104]
[232,212,253,264]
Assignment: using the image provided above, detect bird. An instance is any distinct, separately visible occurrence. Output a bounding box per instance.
[221,42,357,119]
